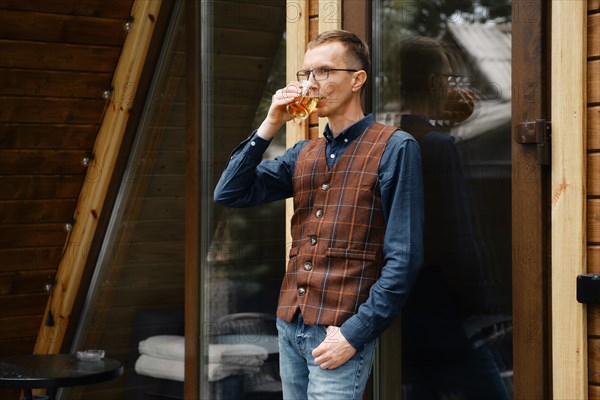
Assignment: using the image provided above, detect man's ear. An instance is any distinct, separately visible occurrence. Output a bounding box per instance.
[351,70,367,92]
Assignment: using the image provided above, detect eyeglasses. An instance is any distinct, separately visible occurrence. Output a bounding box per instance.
[436,73,467,87]
[296,67,358,81]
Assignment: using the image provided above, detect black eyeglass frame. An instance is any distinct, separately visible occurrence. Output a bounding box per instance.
[296,67,359,81]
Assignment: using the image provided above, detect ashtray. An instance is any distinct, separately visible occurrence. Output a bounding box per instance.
[76,349,105,361]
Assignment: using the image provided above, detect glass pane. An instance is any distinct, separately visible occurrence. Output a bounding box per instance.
[200,1,286,398]
[61,3,187,399]
[373,1,513,398]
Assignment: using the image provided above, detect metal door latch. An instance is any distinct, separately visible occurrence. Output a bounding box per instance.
[515,119,551,166]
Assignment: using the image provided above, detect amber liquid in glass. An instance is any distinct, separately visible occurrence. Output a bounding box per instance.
[287,96,319,120]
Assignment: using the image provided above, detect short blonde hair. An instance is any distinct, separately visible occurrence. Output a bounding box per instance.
[308,30,370,72]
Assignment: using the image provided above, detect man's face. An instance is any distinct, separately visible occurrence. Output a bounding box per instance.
[302,42,360,118]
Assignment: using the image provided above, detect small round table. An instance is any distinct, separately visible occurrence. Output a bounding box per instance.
[0,354,123,400]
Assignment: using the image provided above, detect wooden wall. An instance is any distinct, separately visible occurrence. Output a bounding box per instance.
[588,0,600,398]
[0,0,133,361]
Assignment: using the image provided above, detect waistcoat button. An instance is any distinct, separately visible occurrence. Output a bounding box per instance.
[321,183,330,191]
[304,262,312,271]
[309,235,317,245]
[315,209,323,218]
[298,287,306,296]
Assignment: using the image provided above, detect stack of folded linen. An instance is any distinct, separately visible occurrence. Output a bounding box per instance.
[135,335,185,382]
[135,335,268,382]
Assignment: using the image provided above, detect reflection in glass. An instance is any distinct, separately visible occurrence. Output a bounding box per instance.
[202,2,286,399]
[375,1,513,398]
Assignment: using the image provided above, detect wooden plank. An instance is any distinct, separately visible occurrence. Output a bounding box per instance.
[0,315,42,341]
[0,199,76,224]
[591,338,600,383]
[590,305,600,336]
[0,97,105,124]
[34,0,165,356]
[0,293,48,317]
[137,198,185,221]
[591,0,600,11]
[309,0,319,17]
[0,270,55,296]
[212,1,285,31]
[551,1,588,398]
[117,242,185,265]
[0,123,98,149]
[0,247,62,272]
[0,150,88,175]
[589,199,600,243]
[151,127,186,151]
[0,40,120,72]
[0,69,112,99]
[212,54,276,81]
[590,59,600,104]
[318,1,341,32]
[214,27,281,57]
[209,79,269,106]
[592,384,600,400]
[141,174,185,198]
[0,0,134,19]
[589,245,600,273]
[589,154,600,196]
[0,338,35,357]
[147,150,186,175]
[124,220,184,242]
[210,104,256,129]
[0,224,66,248]
[588,106,600,150]
[590,14,600,58]
[0,175,83,200]
[0,10,127,46]
[109,286,184,308]
[116,263,185,287]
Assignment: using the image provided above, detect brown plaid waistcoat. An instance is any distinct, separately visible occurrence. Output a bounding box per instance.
[276,122,397,326]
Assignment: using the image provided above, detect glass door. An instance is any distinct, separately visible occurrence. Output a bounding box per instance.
[197,1,287,398]
[372,1,516,398]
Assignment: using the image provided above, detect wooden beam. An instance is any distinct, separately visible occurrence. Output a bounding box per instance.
[551,1,588,398]
[33,0,163,355]
[286,0,309,255]
[317,0,341,136]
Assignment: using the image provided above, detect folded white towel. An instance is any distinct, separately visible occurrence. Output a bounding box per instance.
[139,335,185,361]
[135,354,184,382]
[139,335,268,366]
[209,344,268,366]
[208,362,260,382]
[134,354,260,382]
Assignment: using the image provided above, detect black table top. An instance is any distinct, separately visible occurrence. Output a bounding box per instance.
[0,354,123,390]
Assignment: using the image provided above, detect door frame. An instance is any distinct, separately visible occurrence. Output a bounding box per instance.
[511,1,551,397]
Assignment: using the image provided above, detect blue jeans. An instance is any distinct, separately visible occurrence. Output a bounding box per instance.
[276,313,376,400]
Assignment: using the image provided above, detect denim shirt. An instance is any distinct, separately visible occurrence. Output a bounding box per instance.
[214,114,424,350]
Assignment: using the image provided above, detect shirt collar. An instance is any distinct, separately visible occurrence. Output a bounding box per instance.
[323,114,375,143]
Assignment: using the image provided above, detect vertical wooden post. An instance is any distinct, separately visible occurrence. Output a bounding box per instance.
[286,0,309,255]
[317,0,342,135]
[551,0,588,398]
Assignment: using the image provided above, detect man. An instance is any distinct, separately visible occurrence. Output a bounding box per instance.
[214,30,423,400]
[398,36,510,400]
